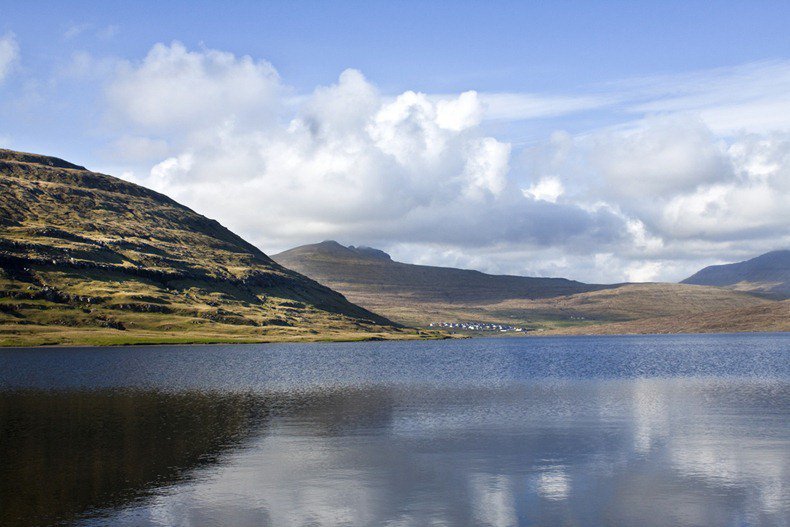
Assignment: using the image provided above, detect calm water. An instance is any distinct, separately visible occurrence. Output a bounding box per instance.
[1,334,788,527]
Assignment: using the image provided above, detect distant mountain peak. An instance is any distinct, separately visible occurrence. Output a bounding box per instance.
[317,240,345,248]
[296,240,392,261]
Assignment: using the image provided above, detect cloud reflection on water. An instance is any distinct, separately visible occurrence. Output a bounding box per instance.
[62,379,788,527]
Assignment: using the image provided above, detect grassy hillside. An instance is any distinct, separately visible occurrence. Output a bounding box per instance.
[682,250,790,299]
[489,282,775,320]
[0,149,429,346]
[540,300,790,335]
[273,241,785,334]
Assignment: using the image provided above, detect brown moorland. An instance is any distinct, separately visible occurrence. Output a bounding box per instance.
[274,241,788,334]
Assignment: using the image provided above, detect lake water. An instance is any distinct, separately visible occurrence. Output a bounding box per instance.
[1,334,788,527]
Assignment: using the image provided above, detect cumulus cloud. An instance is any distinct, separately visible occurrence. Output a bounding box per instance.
[462,138,510,198]
[0,33,20,84]
[100,43,790,283]
[107,42,282,131]
[517,115,790,279]
[104,43,624,267]
[436,91,484,131]
[589,116,732,199]
[660,178,789,240]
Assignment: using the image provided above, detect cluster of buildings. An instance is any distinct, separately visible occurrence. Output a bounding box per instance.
[429,322,527,332]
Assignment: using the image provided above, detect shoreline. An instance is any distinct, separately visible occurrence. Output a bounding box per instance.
[2,329,787,350]
[0,328,454,349]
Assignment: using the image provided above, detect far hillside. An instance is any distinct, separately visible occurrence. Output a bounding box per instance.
[273,240,615,304]
[272,241,786,334]
[682,250,790,299]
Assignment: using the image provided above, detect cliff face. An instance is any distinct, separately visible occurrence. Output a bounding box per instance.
[0,149,403,346]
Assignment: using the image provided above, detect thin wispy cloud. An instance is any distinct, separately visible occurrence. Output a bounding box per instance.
[64,22,120,41]
[0,33,20,84]
[479,92,615,121]
[63,23,91,40]
[476,60,790,135]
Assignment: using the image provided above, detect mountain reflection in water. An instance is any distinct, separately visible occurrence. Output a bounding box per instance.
[0,390,266,526]
[0,335,788,527]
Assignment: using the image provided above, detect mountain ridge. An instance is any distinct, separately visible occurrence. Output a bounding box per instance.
[273,240,616,305]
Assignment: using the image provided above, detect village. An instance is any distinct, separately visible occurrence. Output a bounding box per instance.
[429,321,528,333]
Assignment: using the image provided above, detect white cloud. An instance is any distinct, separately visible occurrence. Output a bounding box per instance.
[589,115,731,198]
[101,43,624,270]
[462,137,510,198]
[527,115,790,242]
[624,261,663,282]
[149,153,194,188]
[301,69,379,138]
[0,33,20,84]
[522,176,564,203]
[436,90,484,131]
[625,219,663,252]
[480,92,613,121]
[660,180,789,240]
[512,113,790,281]
[107,42,282,131]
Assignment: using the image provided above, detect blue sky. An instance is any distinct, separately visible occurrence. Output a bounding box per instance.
[1,1,789,282]
[5,1,789,90]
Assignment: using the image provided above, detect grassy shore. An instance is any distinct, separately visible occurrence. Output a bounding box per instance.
[0,325,444,347]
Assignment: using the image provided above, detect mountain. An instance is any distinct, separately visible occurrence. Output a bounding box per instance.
[273,241,783,333]
[0,149,416,346]
[682,250,790,299]
[273,240,614,304]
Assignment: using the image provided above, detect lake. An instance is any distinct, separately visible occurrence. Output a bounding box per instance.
[1,333,788,526]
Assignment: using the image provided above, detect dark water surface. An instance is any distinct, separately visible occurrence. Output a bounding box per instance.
[1,333,788,526]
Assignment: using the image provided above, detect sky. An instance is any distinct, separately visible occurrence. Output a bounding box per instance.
[1,0,789,283]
